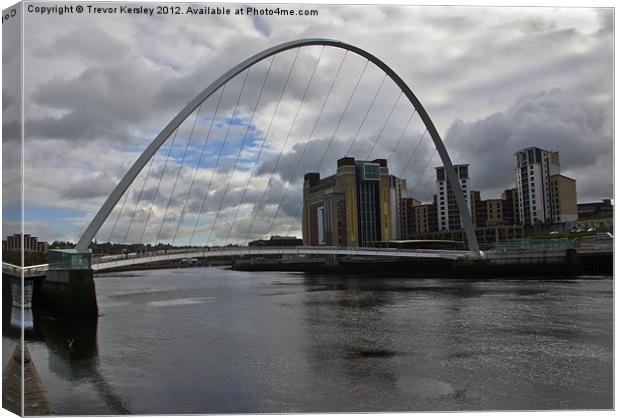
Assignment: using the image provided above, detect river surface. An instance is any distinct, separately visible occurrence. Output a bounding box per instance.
[3,268,613,413]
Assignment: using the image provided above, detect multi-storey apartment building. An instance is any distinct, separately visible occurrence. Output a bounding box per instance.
[2,233,49,253]
[514,147,576,225]
[435,164,470,231]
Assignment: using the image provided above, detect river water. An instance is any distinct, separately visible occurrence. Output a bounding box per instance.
[3,267,613,413]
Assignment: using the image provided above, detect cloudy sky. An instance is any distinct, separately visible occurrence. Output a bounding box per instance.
[2,2,613,245]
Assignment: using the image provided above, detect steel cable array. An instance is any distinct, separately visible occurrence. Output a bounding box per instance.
[96,43,459,249]
[244,47,324,242]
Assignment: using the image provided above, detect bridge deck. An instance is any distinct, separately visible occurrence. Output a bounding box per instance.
[2,247,473,276]
[91,247,471,271]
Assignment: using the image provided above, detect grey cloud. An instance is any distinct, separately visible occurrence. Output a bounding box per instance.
[63,174,118,199]
[3,92,15,111]
[595,9,614,36]
[444,89,612,201]
[35,27,131,61]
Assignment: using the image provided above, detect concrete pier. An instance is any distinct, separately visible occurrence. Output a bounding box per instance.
[40,249,98,318]
[41,269,98,317]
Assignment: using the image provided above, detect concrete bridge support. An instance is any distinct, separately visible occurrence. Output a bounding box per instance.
[41,269,98,318]
[41,250,98,318]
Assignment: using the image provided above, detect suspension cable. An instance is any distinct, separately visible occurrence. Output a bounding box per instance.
[171,88,225,247]
[365,91,402,160]
[317,59,370,173]
[387,111,416,162]
[154,103,203,245]
[121,155,156,243]
[244,47,325,243]
[138,129,179,245]
[189,68,251,246]
[208,56,276,245]
[106,182,131,243]
[344,73,387,156]
[409,148,437,197]
[225,49,301,245]
[398,129,428,179]
[265,49,348,237]
[282,58,372,237]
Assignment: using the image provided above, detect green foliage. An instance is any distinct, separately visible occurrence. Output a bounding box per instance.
[2,250,48,266]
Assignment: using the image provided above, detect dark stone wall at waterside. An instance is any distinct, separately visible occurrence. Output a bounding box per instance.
[579,253,613,276]
[232,250,611,278]
[233,258,453,276]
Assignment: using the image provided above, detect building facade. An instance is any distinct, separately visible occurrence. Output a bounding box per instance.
[576,198,613,231]
[2,233,49,253]
[406,188,524,246]
[578,199,613,221]
[514,147,577,225]
[436,164,470,231]
[302,157,407,247]
[550,174,578,223]
[469,188,519,229]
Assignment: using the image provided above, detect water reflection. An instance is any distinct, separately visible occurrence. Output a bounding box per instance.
[33,308,98,377]
[300,275,406,409]
[1,291,132,415]
[33,307,131,414]
[2,275,37,341]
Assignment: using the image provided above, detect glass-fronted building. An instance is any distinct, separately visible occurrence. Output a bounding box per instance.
[302,157,407,247]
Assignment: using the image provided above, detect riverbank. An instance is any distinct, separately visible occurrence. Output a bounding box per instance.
[232,249,612,277]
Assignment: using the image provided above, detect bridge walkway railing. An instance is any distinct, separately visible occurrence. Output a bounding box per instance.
[91,246,472,265]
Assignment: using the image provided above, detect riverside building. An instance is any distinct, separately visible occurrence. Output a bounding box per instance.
[436,164,470,231]
[514,147,577,225]
[2,233,49,253]
[302,157,407,247]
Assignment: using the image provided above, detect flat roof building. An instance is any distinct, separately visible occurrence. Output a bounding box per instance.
[302,157,407,247]
[436,164,470,231]
[514,147,576,225]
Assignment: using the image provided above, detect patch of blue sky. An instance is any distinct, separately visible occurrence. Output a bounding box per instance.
[24,205,85,240]
[24,205,84,221]
[3,204,21,220]
[169,121,266,171]
[124,112,220,158]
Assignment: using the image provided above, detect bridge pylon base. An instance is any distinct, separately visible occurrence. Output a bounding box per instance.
[41,269,98,318]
